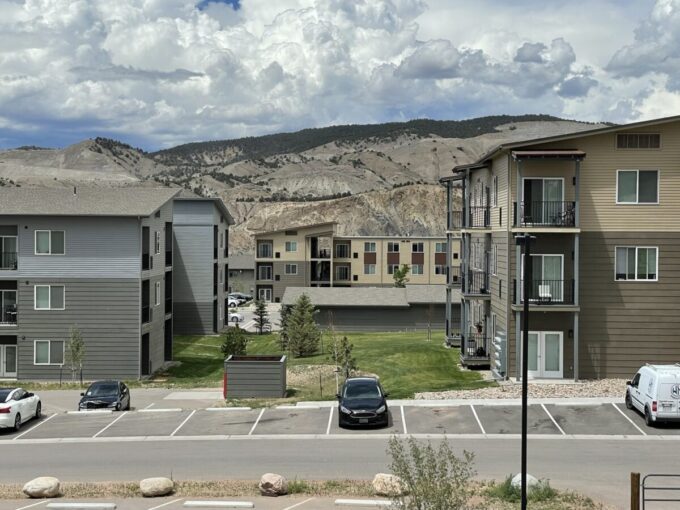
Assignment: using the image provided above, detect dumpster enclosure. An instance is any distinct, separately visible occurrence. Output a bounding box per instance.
[223,355,287,398]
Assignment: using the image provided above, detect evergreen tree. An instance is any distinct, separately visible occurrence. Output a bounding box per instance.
[220,325,248,358]
[253,299,270,334]
[278,305,292,350]
[287,294,321,357]
[393,264,410,288]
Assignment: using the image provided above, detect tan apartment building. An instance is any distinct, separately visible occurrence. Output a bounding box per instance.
[441,115,680,381]
[253,223,460,303]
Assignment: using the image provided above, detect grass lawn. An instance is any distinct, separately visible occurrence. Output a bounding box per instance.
[162,330,492,400]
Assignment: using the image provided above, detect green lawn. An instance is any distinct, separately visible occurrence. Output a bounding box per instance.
[162,330,492,400]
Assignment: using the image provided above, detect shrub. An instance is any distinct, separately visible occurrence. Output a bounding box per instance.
[486,475,557,503]
[220,326,248,358]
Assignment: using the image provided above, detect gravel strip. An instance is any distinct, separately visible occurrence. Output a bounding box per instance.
[416,378,628,400]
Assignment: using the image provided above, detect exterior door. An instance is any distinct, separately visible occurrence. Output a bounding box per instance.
[258,288,272,302]
[525,331,563,379]
[0,345,17,378]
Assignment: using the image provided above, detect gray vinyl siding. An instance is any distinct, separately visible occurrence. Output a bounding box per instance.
[311,304,451,332]
[224,358,286,398]
[173,200,216,225]
[273,261,306,301]
[15,278,140,380]
[141,200,173,279]
[228,269,254,294]
[173,302,214,335]
[489,231,509,372]
[142,273,167,374]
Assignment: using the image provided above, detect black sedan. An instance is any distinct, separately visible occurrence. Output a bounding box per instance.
[78,381,130,411]
[337,377,389,428]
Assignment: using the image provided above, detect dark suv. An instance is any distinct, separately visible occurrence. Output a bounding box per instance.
[78,381,130,411]
[337,377,389,428]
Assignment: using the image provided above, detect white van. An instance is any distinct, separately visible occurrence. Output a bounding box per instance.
[626,364,680,426]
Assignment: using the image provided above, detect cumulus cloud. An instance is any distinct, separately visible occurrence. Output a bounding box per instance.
[0,0,676,149]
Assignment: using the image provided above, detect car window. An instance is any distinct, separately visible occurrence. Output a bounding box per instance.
[343,382,381,399]
[86,383,119,397]
[632,373,641,387]
[0,389,11,402]
[13,389,26,400]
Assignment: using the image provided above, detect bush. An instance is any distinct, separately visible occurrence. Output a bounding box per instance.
[286,294,321,357]
[486,476,557,503]
[387,436,475,510]
[220,326,248,358]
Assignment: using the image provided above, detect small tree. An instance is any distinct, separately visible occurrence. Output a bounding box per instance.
[387,436,476,510]
[220,325,248,358]
[327,313,358,392]
[337,336,357,379]
[278,305,292,350]
[393,264,410,288]
[253,299,270,335]
[65,326,86,384]
[287,294,321,357]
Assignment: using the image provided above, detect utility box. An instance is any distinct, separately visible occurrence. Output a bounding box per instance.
[223,355,287,398]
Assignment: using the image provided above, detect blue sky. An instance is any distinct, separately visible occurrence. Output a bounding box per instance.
[0,0,675,150]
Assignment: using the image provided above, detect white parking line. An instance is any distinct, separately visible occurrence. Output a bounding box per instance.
[282,498,316,510]
[16,500,47,510]
[611,403,647,436]
[326,406,334,435]
[148,498,184,510]
[139,408,183,413]
[249,408,265,435]
[14,413,57,440]
[171,410,197,436]
[184,502,253,509]
[47,504,116,510]
[92,411,128,438]
[334,499,393,507]
[400,406,407,434]
[144,403,156,410]
[540,404,566,436]
[470,405,486,434]
[206,407,251,411]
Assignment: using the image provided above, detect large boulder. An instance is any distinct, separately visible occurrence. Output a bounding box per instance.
[372,473,408,497]
[511,473,539,490]
[140,477,175,497]
[22,477,60,498]
[259,473,288,497]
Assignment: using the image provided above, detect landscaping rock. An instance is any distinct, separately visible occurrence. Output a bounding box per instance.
[140,477,175,497]
[511,473,539,490]
[259,473,288,496]
[372,473,408,497]
[22,477,60,498]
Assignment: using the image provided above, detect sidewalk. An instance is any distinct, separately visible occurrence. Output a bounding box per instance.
[295,396,625,407]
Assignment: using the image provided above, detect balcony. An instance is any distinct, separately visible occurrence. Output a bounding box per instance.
[513,279,575,305]
[142,253,151,271]
[464,269,489,295]
[142,306,152,324]
[461,332,490,364]
[514,201,576,228]
[312,249,331,259]
[467,206,490,228]
[447,211,463,230]
[448,266,462,286]
[165,297,172,315]
[0,305,17,325]
[165,251,172,266]
[0,252,17,270]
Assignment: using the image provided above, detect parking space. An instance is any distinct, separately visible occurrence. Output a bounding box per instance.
[0,412,55,439]
[254,407,329,435]
[176,409,260,436]
[403,405,482,434]
[330,407,404,435]
[475,404,560,435]
[614,403,680,435]
[545,404,643,436]
[19,412,116,439]
[98,410,192,438]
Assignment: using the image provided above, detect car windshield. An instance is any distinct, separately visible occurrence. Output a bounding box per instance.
[86,383,118,397]
[0,389,12,402]
[343,382,381,399]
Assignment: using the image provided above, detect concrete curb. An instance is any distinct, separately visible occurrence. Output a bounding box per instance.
[296,397,625,407]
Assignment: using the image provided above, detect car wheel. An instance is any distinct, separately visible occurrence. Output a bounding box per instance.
[35,402,42,420]
[126,400,131,411]
[115,402,121,411]
[625,392,633,410]
[13,413,21,432]
[645,406,654,427]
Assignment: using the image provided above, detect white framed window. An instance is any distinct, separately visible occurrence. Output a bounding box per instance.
[154,231,161,254]
[154,281,161,306]
[335,243,350,258]
[35,230,65,255]
[492,244,498,276]
[257,242,273,258]
[435,242,447,253]
[387,242,400,253]
[285,241,297,252]
[34,340,64,365]
[258,265,273,280]
[364,242,376,253]
[219,268,223,284]
[284,263,298,275]
[335,265,350,280]
[411,264,424,275]
[492,175,498,207]
[364,264,376,275]
[387,264,400,275]
[34,285,65,310]
[615,246,658,281]
[616,170,659,204]
[434,264,446,275]
[412,242,424,253]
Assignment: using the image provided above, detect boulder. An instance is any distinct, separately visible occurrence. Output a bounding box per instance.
[140,477,175,497]
[511,473,540,490]
[372,473,408,497]
[259,473,288,497]
[22,477,60,498]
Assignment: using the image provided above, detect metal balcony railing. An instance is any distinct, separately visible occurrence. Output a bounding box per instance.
[464,269,490,295]
[0,305,17,325]
[448,211,463,230]
[513,279,575,305]
[461,332,489,360]
[514,201,576,227]
[468,206,490,228]
[0,252,17,270]
[448,266,462,286]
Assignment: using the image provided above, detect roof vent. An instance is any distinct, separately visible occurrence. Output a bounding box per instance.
[73,186,77,196]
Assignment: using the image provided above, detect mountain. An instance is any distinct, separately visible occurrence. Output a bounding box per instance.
[0,115,607,252]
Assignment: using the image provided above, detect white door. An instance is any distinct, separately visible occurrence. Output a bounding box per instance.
[258,288,272,302]
[0,345,17,378]
[524,331,563,379]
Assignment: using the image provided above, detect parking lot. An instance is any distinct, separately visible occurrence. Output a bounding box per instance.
[3,401,680,442]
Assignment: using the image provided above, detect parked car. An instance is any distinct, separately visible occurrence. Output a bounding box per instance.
[229,293,252,304]
[227,298,240,308]
[337,377,389,428]
[79,380,130,411]
[229,312,244,323]
[626,364,680,426]
[0,388,41,431]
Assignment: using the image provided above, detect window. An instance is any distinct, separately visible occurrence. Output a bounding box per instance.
[411,264,424,275]
[284,263,298,275]
[412,242,424,253]
[364,242,376,253]
[285,241,297,252]
[219,268,223,284]
[492,245,498,276]
[257,242,273,258]
[35,230,65,255]
[155,282,161,306]
[617,170,658,204]
[335,243,349,258]
[154,231,161,254]
[435,242,447,253]
[615,247,658,281]
[491,313,497,341]
[34,285,65,310]
[387,264,399,274]
[387,242,400,253]
[617,133,661,149]
[434,265,447,275]
[34,340,64,365]
[364,264,376,275]
[336,265,350,280]
[492,175,498,207]
[258,265,273,280]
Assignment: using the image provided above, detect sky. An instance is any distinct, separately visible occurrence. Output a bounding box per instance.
[0,0,678,150]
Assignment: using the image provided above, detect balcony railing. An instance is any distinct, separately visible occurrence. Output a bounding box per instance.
[165,298,172,315]
[312,249,331,259]
[461,332,489,360]
[448,266,462,286]
[464,269,489,295]
[165,251,172,266]
[513,279,575,305]
[0,305,17,325]
[0,252,17,270]
[514,201,576,227]
[142,306,151,324]
[448,211,463,230]
[468,206,490,228]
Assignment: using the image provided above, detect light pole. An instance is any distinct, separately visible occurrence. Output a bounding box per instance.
[516,233,535,510]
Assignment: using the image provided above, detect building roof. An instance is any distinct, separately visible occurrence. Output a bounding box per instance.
[281,285,457,308]
[0,187,180,217]
[253,221,338,237]
[174,196,235,225]
[227,254,254,270]
[511,150,586,160]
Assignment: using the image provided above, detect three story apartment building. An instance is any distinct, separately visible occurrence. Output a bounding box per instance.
[442,115,680,380]
[253,223,460,303]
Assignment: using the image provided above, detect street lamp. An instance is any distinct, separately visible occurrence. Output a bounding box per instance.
[515,233,535,510]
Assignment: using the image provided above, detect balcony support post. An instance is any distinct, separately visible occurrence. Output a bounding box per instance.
[573,312,579,382]
[574,160,580,227]
[516,159,523,227]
